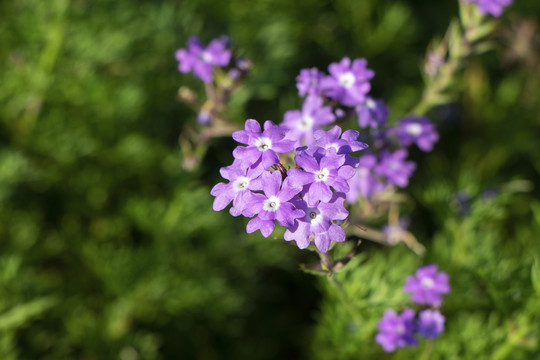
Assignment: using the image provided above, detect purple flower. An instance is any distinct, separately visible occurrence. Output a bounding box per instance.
[245,171,304,237]
[313,125,368,155]
[197,110,211,125]
[284,192,349,253]
[391,116,439,152]
[346,154,384,203]
[356,97,389,129]
[232,119,295,170]
[462,0,513,17]
[296,67,323,97]
[282,96,336,147]
[375,150,416,188]
[210,160,263,216]
[403,264,451,307]
[175,36,232,83]
[320,57,374,107]
[375,308,418,353]
[288,148,356,206]
[417,309,445,339]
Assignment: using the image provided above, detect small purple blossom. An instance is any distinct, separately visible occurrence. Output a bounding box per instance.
[462,0,513,17]
[232,119,295,170]
[175,36,232,83]
[403,264,451,307]
[320,57,374,107]
[391,116,439,152]
[356,97,389,129]
[282,95,336,146]
[288,148,356,206]
[197,110,211,125]
[417,309,445,339]
[296,67,323,97]
[375,150,416,188]
[313,125,368,155]
[375,308,418,353]
[210,160,263,216]
[346,154,384,203]
[245,171,304,237]
[284,192,349,252]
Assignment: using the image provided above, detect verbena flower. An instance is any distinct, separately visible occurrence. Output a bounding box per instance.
[296,67,323,96]
[417,309,445,339]
[175,36,232,83]
[391,116,439,152]
[375,150,416,188]
[232,119,295,170]
[313,125,368,155]
[346,154,384,203]
[356,97,389,129]
[284,192,348,252]
[287,148,356,206]
[462,0,513,17]
[375,308,418,353]
[282,95,335,147]
[197,110,211,125]
[210,160,263,216]
[320,57,374,107]
[403,264,451,307]
[245,171,304,237]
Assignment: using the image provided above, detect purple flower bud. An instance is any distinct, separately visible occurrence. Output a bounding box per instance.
[461,0,512,17]
[403,264,451,307]
[319,57,374,107]
[197,110,212,125]
[175,36,232,83]
[417,309,445,339]
[296,67,323,97]
[356,97,389,129]
[391,116,439,152]
[375,308,418,353]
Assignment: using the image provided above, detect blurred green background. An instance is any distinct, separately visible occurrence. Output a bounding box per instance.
[1,0,539,359]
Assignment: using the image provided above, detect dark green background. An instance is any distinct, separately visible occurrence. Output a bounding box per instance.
[1,0,539,359]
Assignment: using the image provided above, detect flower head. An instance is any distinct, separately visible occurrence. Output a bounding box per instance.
[175,36,232,83]
[417,309,445,339]
[346,154,384,203]
[232,119,295,170]
[375,150,416,188]
[375,308,418,353]
[391,116,439,152]
[320,57,374,107]
[403,264,451,307]
[356,97,389,129]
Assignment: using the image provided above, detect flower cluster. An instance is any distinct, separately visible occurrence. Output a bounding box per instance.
[376,264,450,352]
[462,0,513,17]
[288,57,439,204]
[211,119,368,252]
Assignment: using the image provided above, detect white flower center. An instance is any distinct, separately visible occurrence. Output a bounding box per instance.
[201,51,213,63]
[296,115,314,131]
[255,137,272,151]
[396,325,405,335]
[338,72,356,88]
[263,196,281,212]
[232,176,250,192]
[307,208,323,225]
[406,123,423,136]
[421,277,434,289]
[365,98,376,109]
[314,168,329,182]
